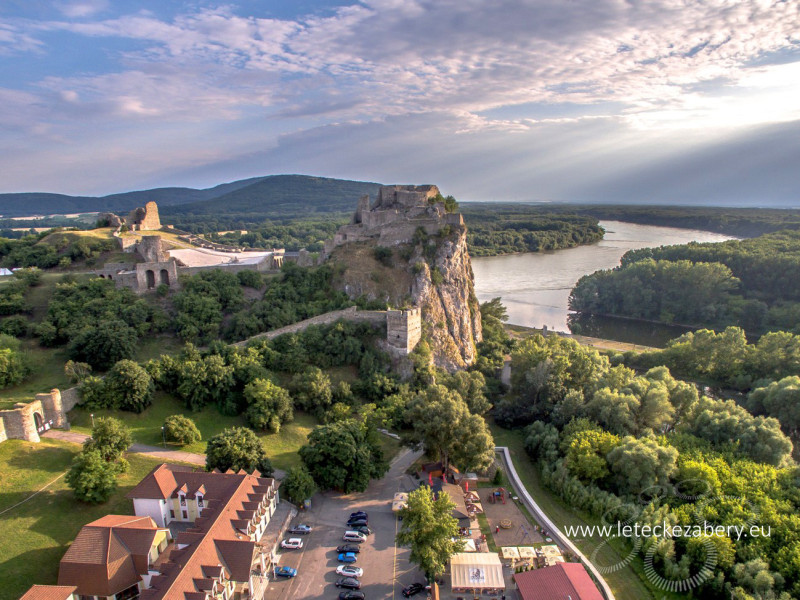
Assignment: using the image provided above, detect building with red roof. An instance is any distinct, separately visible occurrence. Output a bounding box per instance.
[514,562,604,600]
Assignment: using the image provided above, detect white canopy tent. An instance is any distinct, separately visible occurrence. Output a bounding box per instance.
[450,552,505,592]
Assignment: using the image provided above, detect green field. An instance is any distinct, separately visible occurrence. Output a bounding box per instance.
[0,439,188,600]
[68,393,321,471]
[491,424,683,600]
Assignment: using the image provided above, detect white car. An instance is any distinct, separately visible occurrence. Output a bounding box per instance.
[280,538,304,550]
[336,565,364,578]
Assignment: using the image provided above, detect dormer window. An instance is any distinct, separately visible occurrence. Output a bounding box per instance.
[196,494,204,508]
[179,493,186,506]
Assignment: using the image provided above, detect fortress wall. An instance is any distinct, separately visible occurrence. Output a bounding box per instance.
[60,387,81,412]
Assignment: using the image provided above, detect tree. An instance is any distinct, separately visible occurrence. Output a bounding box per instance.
[404,385,495,473]
[163,414,202,445]
[748,376,800,438]
[290,367,332,418]
[606,436,678,497]
[205,427,274,476]
[396,486,463,581]
[282,466,317,505]
[84,417,131,462]
[66,449,118,503]
[299,419,387,493]
[0,346,30,388]
[104,359,154,413]
[68,319,138,370]
[244,378,293,433]
[441,370,491,415]
[564,429,620,483]
[64,360,92,383]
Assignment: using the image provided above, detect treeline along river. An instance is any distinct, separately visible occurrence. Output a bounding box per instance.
[471,221,734,347]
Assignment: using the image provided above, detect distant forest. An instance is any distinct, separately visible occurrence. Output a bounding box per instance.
[569,230,800,335]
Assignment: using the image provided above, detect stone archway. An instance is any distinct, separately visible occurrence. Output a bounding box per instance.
[160,269,170,286]
[33,412,46,433]
[146,269,156,289]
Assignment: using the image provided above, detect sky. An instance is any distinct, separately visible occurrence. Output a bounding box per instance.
[1,0,799,205]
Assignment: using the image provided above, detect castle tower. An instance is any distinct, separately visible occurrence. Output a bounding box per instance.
[386,308,422,354]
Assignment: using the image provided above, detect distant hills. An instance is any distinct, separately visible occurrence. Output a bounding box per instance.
[0,175,381,219]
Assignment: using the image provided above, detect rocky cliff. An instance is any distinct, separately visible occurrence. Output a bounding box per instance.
[327,185,482,371]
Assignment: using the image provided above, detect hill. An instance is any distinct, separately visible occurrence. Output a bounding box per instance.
[161,175,381,219]
[0,175,378,219]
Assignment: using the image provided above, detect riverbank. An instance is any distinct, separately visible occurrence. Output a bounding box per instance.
[505,324,659,352]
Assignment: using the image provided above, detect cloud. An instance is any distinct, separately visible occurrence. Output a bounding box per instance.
[54,0,109,18]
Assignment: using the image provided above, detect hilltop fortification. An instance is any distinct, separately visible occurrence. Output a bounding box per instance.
[327,185,481,371]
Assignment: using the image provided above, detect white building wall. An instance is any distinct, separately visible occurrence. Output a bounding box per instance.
[133,498,168,527]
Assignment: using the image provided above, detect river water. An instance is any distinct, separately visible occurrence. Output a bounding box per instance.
[471,221,735,347]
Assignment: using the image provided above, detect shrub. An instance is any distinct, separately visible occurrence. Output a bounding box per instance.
[79,376,110,409]
[0,315,29,337]
[0,346,30,388]
[205,427,274,476]
[163,414,202,445]
[64,360,92,384]
[244,378,293,433]
[83,417,132,462]
[237,270,262,289]
[373,246,393,267]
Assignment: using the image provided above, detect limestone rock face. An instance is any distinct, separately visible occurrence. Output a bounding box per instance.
[410,227,483,371]
[328,184,482,371]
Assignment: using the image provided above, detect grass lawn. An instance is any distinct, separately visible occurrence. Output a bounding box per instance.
[0,438,193,600]
[68,393,320,471]
[491,423,683,600]
[376,433,402,462]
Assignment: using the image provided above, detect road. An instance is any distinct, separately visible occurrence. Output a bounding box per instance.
[271,447,425,600]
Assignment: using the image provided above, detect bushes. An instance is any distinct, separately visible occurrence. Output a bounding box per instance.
[0,335,30,388]
[66,449,119,503]
[244,378,293,433]
[77,359,154,412]
[163,415,202,445]
[205,427,274,475]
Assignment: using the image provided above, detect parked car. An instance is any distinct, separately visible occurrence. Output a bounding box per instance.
[336,544,361,554]
[280,538,303,550]
[288,524,312,534]
[402,583,426,597]
[338,552,358,563]
[335,577,361,590]
[336,565,364,578]
[347,518,368,528]
[342,531,367,543]
[274,566,298,578]
[338,592,365,600]
[351,525,372,535]
[349,511,368,519]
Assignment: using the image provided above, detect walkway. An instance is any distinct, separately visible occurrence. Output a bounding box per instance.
[495,446,615,600]
[41,430,287,479]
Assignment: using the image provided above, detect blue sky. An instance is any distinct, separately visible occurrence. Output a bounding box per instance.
[1,0,799,205]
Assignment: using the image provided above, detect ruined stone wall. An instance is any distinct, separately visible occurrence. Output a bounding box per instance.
[0,388,75,444]
[135,261,179,291]
[137,236,168,262]
[140,201,161,230]
[233,307,389,347]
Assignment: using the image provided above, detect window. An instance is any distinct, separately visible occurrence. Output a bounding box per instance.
[197,495,204,508]
[170,510,175,518]
[182,510,188,519]
[179,494,186,506]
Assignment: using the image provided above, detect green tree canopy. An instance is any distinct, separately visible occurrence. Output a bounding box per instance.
[606,436,678,497]
[84,417,131,462]
[396,486,463,581]
[205,427,274,476]
[163,414,202,445]
[68,319,138,370]
[404,385,495,473]
[66,449,118,503]
[299,419,387,493]
[105,359,154,413]
[244,378,293,433]
[281,465,318,505]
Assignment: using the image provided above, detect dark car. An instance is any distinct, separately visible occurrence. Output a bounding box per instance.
[287,524,312,534]
[349,511,368,519]
[351,525,372,535]
[347,518,368,528]
[402,583,426,598]
[337,544,361,554]
[335,577,361,590]
[338,592,365,600]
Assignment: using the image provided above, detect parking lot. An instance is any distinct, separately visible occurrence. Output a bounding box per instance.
[270,446,426,600]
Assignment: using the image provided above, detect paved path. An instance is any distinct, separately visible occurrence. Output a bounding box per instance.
[496,446,615,600]
[41,429,287,478]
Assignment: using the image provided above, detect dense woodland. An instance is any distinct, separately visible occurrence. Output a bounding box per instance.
[497,333,800,600]
[570,230,800,334]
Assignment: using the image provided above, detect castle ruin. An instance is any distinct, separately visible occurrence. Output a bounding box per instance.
[0,389,80,444]
[323,184,464,256]
[125,201,162,231]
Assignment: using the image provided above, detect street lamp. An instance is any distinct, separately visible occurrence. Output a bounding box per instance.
[90,413,94,428]
[161,426,166,448]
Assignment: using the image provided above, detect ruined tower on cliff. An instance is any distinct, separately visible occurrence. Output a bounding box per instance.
[126,201,162,231]
[326,185,481,371]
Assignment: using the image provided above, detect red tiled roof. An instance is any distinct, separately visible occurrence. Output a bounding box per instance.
[138,466,276,600]
[19,585,76,600]
[515,563,604,600]
[57,516,161,597]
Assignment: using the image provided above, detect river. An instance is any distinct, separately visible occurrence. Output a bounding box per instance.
[471,220,736,347]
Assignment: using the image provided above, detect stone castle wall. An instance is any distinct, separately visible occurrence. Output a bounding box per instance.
[233,306,421,355]
[126,201,162,231]
[0,389,70,444]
